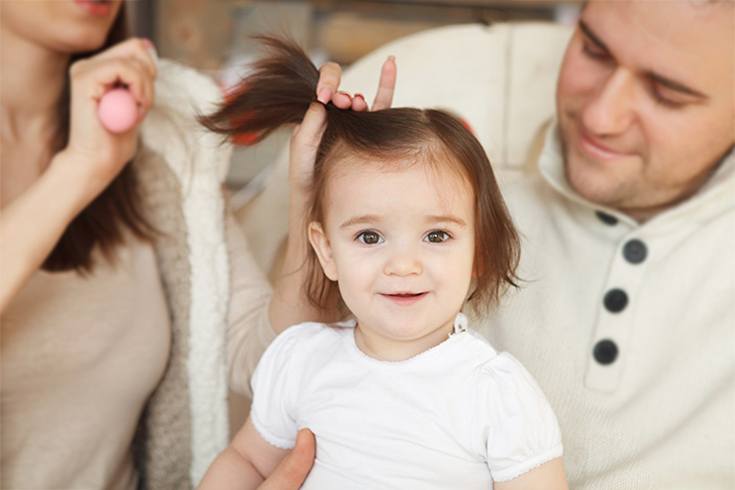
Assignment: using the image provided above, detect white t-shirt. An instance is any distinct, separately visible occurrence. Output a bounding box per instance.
[250,313,563,489]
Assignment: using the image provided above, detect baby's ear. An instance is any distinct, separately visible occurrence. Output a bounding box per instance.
[308,222,338,281]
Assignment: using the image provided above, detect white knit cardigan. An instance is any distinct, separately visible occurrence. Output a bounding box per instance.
[134,58,231,488]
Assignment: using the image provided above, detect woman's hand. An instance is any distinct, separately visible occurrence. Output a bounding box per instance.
[315,57,397,112]
[56,37,157,203]
[288,56,397,194]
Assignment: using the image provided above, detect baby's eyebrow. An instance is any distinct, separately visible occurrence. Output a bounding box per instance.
[339,214,467,229]
[425,215,467,227]
[339,215,381,229]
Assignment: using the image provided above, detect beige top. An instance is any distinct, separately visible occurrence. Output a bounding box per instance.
[1,211,275,489]
[1,239,171,490]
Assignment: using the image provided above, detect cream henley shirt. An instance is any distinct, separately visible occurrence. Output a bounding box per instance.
[477,125,735,489]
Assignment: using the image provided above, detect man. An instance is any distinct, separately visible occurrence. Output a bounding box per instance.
[265,0,735,487]
[475,1,735,488]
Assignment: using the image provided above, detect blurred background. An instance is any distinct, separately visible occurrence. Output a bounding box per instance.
[128,0,581,186]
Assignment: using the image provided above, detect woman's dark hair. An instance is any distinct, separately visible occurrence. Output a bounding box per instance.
[201,36,520,312]
[44,4,155,273]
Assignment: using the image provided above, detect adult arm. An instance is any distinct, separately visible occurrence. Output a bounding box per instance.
[265,56,398,330]
[1,155,90,312]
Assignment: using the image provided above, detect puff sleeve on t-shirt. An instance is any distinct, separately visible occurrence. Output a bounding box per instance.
[249,323,314,449]
[477,352,563,482]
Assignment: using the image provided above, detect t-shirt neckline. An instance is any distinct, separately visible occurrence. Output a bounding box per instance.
[342,313,469,368]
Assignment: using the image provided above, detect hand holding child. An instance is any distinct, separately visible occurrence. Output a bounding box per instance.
[255,429,316,490]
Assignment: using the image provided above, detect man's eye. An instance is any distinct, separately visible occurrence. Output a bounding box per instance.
[424,230,451,243]
[356,231,383,245]
[651,86,687,109]
[581,40,609,62]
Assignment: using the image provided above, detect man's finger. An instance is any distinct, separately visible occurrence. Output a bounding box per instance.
[258,429,316,490]
[371,55,396,111]
[317,62,342,104]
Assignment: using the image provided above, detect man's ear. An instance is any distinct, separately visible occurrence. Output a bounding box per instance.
[308,222,338,281]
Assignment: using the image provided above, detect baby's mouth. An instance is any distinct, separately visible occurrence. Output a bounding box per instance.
[380,292,429,304]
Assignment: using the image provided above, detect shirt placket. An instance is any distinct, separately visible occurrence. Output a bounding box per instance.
[585,212,650,392]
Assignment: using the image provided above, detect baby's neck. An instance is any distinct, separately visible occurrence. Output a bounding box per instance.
[353,319,456,362]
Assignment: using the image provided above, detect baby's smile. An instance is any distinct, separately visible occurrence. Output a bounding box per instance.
[378,291,429,306]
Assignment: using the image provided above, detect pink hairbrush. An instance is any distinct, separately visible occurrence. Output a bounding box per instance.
[98,88,138,133]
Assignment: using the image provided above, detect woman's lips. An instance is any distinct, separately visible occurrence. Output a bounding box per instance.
[380,292,428,306]
[74,0,114,17]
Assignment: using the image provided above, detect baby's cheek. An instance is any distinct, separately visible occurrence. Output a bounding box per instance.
[333,261,372,295]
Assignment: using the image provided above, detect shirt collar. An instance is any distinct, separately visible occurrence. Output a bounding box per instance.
[537,121,735,228]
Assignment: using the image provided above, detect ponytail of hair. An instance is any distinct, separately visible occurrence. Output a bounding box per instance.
[199,36,320,144]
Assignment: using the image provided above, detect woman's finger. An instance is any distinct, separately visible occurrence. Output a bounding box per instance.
[371,55,396,111]
[292,102,327,150]
[72,57,151,109]
[316,61,342,104]
[93,37,158,79]
[332,91,353,110]
[352,93,369,112]
[127,57,155,113]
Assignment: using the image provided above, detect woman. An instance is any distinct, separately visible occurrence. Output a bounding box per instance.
[0,1,322,488]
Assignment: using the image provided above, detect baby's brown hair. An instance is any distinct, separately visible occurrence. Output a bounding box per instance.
[201,36,520,312]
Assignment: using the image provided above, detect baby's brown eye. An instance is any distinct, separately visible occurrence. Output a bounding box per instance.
[357,231,383,245]
[425,231,450,243]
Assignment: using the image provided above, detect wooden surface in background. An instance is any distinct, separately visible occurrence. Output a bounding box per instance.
[154,0,579,69]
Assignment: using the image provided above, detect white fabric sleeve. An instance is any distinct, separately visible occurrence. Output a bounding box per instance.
[249,325,306,450]
[480,353,563,482]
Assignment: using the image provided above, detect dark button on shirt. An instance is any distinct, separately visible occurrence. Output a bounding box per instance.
[604,289,628,313]
[623,239,648,264]
[593,339,619,365]
[595,211,618,225]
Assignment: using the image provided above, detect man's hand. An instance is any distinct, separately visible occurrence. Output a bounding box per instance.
[257,429,316,490]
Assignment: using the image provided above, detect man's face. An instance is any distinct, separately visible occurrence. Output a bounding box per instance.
[556,0,734,220]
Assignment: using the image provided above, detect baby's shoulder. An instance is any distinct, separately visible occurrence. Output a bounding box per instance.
[459,331,549,407]
[269,320,353,357]
[461,330,525,371]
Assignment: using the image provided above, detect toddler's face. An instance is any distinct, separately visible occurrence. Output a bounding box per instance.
[309,157,475,356]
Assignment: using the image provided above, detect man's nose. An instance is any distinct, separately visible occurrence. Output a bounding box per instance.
[582,68,636,137]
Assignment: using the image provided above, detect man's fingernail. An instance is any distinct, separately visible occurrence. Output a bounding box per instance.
[317,87,331,103]
[387,55,395,63]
